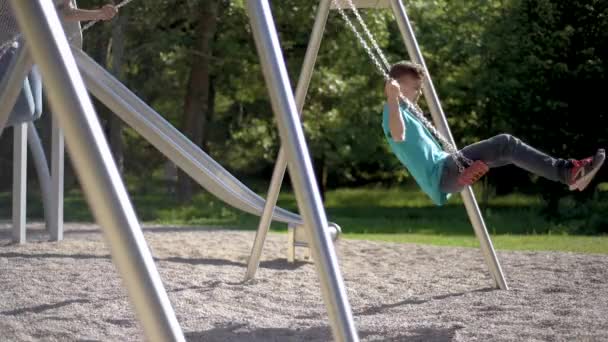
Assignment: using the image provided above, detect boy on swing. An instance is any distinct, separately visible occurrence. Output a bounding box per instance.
[383,61,605,205]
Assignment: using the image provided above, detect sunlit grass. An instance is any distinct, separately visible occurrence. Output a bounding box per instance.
[344,233,608,254]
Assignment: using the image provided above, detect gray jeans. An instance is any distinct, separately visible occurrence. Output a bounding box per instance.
[440,134,571,193]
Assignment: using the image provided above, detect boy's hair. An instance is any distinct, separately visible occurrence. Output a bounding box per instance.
[388,61,425,80]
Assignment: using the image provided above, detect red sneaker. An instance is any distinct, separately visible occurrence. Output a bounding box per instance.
[457,160,489,187]
[568,149,605,191]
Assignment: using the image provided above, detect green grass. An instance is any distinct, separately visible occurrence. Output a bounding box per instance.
[1,182,606,254]
[322,187,552,235]
[344,233,608,254]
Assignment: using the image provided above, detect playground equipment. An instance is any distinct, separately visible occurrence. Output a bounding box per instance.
[0,43,64,243]
[1,0,512,340]
[246,0,509,291]
[2,0,357,340]
[71,44,341,257]
[0,0,85,242]
[1,0,337,259]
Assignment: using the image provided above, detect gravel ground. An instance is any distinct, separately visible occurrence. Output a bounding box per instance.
[1,223,607,341]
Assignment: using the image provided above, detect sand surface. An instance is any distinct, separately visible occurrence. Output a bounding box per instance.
[1,223,607,341]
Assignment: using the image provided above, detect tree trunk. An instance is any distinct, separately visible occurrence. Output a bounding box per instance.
[481,104,494,212]
[108,10,127,173]
[313,155,327,202]
[204,79,215,152]
[177,0,218,202]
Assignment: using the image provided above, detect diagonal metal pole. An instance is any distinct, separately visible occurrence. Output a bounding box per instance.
[244,0,332,281]
[0,44,33,136]
[9,1,185,340]
[245,1,359,341]
[389,0,508,290]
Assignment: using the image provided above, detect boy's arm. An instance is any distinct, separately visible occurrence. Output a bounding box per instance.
[58,1,117,22]
[385,80,406,142]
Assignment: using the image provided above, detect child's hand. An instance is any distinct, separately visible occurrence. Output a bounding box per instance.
[385,79,401,100]
[97,4,118,21]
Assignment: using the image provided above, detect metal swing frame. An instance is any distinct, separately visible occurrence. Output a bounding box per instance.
[6,0,359,341]
[245,0,509,292]
[0,44,65,244]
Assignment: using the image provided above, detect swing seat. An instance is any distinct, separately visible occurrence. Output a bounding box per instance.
[457,160,489,186]
[0,46,43,127]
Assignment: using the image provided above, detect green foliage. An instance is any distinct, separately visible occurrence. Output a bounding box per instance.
[551,189,608,234]
[3,0,605,213]
[471,0,608,196]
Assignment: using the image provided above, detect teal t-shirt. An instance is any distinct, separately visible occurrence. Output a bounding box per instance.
[382,103,451,206]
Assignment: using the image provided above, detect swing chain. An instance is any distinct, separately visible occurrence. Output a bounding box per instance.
[344,0,390,70]
[332,0,472,172]
[333,0,389,79]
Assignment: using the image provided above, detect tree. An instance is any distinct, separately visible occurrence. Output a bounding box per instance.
[475,0,608,209]
[177,0,219,202]
[108,9,128,173]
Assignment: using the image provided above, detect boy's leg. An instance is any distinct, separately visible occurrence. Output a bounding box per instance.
[459,134,571,183]
[440,134,571,194]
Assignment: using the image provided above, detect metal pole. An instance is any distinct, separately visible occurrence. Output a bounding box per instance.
[245,0,332,281]
[49,116,64,241]
[0,44,33,136]
[389,0,508,290]
[12,123,27,243]
[9,1,185,340]
[245,2,358,341]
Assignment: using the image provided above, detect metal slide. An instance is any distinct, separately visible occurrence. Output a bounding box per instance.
[73,47,306,225]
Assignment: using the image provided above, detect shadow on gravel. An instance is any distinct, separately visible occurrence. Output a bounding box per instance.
[156,256,308,272]
[0,252,109,260]
[406,326,464,342]
[186,323,329,342]
[357,298,429,316]
[186,323,453,342]
[1,299,91,316]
